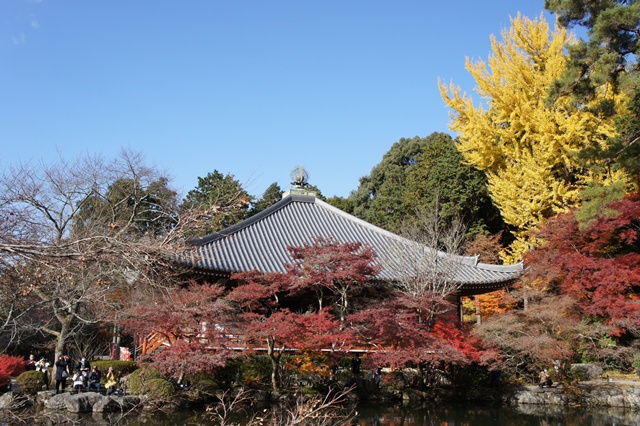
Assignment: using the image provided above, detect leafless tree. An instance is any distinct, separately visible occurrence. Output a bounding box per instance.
[0,149,207,372]
[205,387,259,426]
[394,202,468,327]
[206,386,356,426]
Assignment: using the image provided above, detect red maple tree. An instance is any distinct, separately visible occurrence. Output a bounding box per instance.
[286,237,380,320]
[231,268,352,390]
[0,354,25,386]
[349,297,498,375]
[121,282,238,379]
[526,192,640,336]
[240,308,349,390]
[228,270,286,312]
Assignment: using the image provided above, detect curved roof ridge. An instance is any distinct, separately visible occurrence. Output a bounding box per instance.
[313,198,410,242]
[187,194,310,246]
[314,198,480,264]
[476,261,524,273]
[182,193,523,293]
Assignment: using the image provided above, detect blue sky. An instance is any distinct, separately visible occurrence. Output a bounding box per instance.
[1,1,551,200]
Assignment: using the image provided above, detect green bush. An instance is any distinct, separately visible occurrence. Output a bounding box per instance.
[16,370,45,395]
[182,373,219,403]
[128,366,164,395]
[633,354,640,371]
[568,365,590,382]
[145,378,176,401]
[238,355,271,389]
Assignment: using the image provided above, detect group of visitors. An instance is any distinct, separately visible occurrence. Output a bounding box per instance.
[26,354,118,395]
[25,354,51,389]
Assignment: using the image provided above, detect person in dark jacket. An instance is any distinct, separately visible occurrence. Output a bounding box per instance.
[54,355,69,394]
[24,354,36,371]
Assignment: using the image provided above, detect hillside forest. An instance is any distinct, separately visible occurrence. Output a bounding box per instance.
[0,5,639,393]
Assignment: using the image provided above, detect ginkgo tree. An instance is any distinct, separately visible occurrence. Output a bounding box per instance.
[439,13,626,259]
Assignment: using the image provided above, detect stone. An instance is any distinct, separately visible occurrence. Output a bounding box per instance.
[92,396,121,413]
[0,392,14,409]
[0,392,30,409]
[35,389,56,406]
[43,390,145,413]
[44,393,69,410]
[44,391,103,412]
[509,383,640,409]
[117,395,143,410]
[570,363,603,380]
[65,393,109,413]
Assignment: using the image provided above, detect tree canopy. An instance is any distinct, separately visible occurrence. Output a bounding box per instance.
[478,191,640,380]
[0,150,189,364]
[246,182,283,217]
[545,0,640,188]
[348,133,504,235]
[525,191,640,336]
[181,170,252,235]
[440,13,625,257]
[545,0,640,98]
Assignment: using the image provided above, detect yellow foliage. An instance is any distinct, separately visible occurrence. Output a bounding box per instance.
[439,13,624,246]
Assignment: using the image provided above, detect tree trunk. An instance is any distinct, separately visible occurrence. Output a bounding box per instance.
[52,317,72,387]
[316,288,324,312]
[267,339,279,391]
[338,288,348,321]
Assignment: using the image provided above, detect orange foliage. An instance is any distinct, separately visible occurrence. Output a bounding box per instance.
[285,353,330,378]
[476,290,518,318]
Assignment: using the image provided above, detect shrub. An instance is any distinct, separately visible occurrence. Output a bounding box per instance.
[128,365,164,395]
[213,360,240,390]
[0,355,26,385]
[16,370,45,395]
[633,354,640,371]
[238,355,271,389]
[568,365,590,382]
[145,378,176,401]
[182,373,219,403]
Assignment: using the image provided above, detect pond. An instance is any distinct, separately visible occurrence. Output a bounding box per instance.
[25,402,640,425]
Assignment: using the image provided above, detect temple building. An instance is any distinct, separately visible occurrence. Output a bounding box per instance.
[142,183,522,354]
[182,187,522,304]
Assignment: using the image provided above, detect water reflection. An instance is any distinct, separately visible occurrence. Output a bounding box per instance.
[27,403,640,425]
[357,403,640,426]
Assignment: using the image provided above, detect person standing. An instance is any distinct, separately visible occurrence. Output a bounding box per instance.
[54,355,69,394]
[35,358,50,390]
[24,354,36,371]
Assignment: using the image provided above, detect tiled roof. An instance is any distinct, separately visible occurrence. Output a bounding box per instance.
[183,192,522,295]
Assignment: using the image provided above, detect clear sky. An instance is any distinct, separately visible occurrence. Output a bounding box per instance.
[1,1,552,200]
